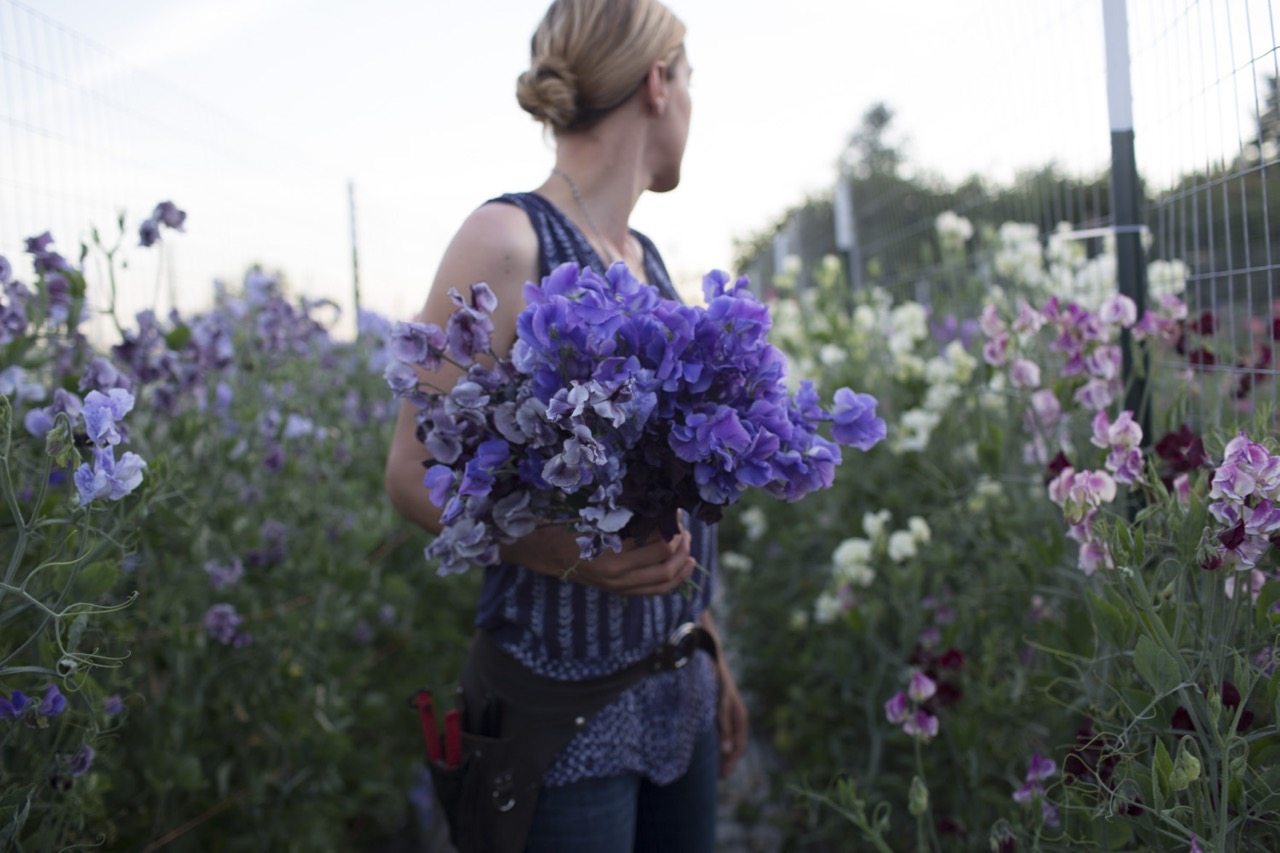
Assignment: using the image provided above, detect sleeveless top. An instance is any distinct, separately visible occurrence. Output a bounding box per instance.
[477,191,718,787]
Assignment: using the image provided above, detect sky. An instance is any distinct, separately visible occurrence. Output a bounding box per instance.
[1,0,1269,339]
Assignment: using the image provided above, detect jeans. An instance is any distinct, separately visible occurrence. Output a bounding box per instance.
[524,725,719,853]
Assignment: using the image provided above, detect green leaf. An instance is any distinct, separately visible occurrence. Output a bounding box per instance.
[1134,635,1181,694]
[74,560,119,602]
[1088,590,1131,648]
[165,324,192,351]
[1153,738,1173,802]
[175,754,203,791]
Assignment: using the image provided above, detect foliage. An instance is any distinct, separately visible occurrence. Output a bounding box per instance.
[1,211,476,850]
[722,214,1280,851]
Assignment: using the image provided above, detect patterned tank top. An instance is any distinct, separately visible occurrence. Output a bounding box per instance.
[476,191,718,786]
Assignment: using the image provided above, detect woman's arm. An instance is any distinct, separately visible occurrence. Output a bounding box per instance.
[383,202,696,595]
[701,608,749,778]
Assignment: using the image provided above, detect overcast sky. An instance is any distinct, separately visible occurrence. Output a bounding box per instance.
[2,0,1264,336]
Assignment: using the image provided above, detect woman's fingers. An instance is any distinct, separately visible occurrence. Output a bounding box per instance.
[580,531,693,595]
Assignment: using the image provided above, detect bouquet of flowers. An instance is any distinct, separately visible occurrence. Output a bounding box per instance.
[386,261,886,575]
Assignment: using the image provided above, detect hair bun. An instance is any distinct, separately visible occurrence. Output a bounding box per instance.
[517,57,579,131]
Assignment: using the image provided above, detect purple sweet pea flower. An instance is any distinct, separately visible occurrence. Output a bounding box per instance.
[1009,358,1041,389]
[138,218,161,247]
[0,690,30,720]
[830,388,887,450]
[68,744,95,777]
[908,671,937,702]
[1027,752,1057,782]
[204,558,245,591]
[1099,294,1137,327]
[103,694,124,716]
[204,603,248,646]
[884,691,910,724]
[83,388,135,446]
[0,254,10,284]
[389,321,448,371]
[424,465,455,507]
[902,709,939,741]
[39,683,67,717]
[152,200,186,230]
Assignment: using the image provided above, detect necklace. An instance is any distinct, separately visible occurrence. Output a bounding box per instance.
[552,168,623,267]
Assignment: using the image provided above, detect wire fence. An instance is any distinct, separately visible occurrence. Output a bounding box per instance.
[739,0,1280,432]
[0,0,377,342]
[5,1,1278,428]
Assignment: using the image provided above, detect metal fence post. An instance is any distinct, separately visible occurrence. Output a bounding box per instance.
[348,179,363,340]
[1101,0,1151,444]
[834,175,863,295]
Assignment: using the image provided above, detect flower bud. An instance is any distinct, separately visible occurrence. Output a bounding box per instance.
[908,775,930,816]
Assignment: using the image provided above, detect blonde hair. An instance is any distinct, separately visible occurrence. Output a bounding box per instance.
[516,0,685,133]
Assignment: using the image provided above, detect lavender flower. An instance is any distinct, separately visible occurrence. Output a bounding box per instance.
[902,710,939,741]
[204,558,245,591]
[0,690,30,720]
[39,684,67,717]
[68,744,95,777]
[884,691,910,724]
[204,603,249,646]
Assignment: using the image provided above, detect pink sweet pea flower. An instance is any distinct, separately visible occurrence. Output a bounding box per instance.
[908,671,937,702]
[902,709,939,741]
[1010,358,1041,389]
[884,691,910,724]
[1099,294,1137,327]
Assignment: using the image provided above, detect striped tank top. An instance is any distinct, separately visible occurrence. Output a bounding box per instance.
[476,191,718,786]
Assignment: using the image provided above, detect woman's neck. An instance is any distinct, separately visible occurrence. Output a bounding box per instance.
[538,125,652,256]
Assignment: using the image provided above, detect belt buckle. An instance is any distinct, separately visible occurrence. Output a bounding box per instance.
[662,622,698,670]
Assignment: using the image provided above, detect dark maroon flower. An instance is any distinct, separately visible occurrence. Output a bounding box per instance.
[1064,721,1119,786]
[938,648,966,670]
[1221,681,1241,708]
[1189,311,1216,335]
[934,681,963,707]
[1200,553,1225,571]
[1219,520,1247,551]
[1187,348,1217,367]
[1154,425,1208,473]
[1045,450,1072,485]
[1171,705,1195,731]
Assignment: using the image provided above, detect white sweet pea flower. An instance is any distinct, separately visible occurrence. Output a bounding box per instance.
[835,562,876,588]
[739,506,768,542]
[894,352,926,381]
[853,304,878,334]
[819,343,848,366]
[923,381,961,413]
[946,341,977,384]
[890,302,929,345]
[888,530,918,562]
[814,591,844,624]
[863,509,892,541]
[721,551,754,572]
[833,537,873,568]
[894,408,941,453]
[908,516,931,544]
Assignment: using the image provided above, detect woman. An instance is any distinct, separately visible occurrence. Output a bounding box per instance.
[384,1,747,850]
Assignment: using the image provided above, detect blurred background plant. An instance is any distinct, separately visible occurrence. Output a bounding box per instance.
[1,208,478,850]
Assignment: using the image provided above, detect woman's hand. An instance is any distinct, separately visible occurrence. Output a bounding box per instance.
[502,525,696,597]
[715,657,749,779]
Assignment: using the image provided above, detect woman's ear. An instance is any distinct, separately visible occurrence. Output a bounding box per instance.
[643,61,670,115]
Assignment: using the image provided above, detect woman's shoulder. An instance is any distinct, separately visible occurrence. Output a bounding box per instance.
[435,197,541,292]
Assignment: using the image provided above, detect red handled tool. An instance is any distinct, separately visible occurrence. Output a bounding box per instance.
[412,689,442,764]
